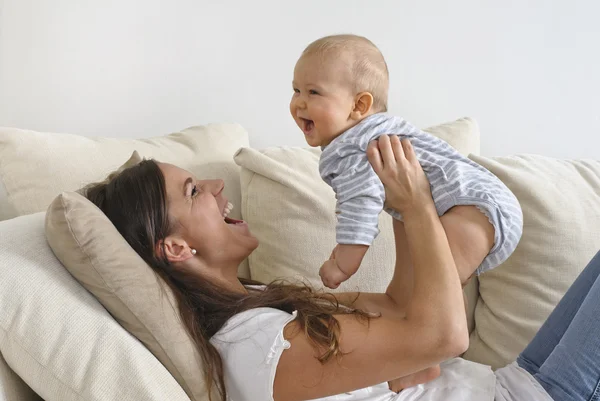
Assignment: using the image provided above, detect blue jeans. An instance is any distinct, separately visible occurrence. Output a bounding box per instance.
[517,251,600,401]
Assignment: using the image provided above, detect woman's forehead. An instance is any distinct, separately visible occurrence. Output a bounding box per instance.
[159,162,188,178]
[158,163,193,192]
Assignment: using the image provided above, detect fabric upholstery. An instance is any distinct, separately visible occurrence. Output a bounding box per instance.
[0,353,41,401]
[0,213,191,401]
[463,155,600,369]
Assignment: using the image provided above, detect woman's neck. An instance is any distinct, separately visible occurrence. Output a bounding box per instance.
[182,256,249,294]
[203,264,248,294]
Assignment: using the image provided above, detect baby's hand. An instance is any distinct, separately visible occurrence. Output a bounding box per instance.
[319,258,351,289]
[319,244,368,289]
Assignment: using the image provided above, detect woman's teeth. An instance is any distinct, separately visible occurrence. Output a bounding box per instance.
[223,201,234,218]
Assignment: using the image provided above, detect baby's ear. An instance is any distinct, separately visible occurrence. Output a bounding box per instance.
[351,92,374,120]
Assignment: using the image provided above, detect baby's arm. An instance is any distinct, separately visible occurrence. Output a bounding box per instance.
[319,148,385,288]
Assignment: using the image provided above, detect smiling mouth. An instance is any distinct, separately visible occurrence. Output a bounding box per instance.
[224,216,245,225]
[222,201,232,218]
[222,202,245,225]
[299,118,314,134]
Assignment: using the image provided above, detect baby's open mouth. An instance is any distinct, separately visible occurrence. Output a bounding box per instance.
[300,118,314,134]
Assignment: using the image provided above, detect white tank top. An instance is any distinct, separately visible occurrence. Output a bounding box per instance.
[210,307,551,401]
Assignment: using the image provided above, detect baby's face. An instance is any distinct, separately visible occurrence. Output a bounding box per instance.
[290,55,357,147]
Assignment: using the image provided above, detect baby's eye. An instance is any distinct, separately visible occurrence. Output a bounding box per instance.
[309,89,319,95]
[293,88,300,94]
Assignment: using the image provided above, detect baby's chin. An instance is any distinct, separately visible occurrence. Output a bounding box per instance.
[315,134,339,147]
[305,134,327,148]
[304,137,319,147]
[300,124,338,147]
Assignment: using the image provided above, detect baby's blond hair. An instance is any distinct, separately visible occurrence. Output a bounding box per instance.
[301,34,389,112]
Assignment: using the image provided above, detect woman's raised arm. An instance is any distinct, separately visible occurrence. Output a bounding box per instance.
[273,136,469,401]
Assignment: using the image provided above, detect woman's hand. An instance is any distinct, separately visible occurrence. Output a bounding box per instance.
[367,135,433,217]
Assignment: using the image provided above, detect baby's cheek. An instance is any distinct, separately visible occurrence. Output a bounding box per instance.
[322,110,341,130]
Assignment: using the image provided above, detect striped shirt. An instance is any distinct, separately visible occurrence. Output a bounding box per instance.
[319,113,523,273]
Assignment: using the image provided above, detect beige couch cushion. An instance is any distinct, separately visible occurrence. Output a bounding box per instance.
[0,124,250,278]
[0,213,191,401]
[234,118,481,331]
[0,124,246,218]
[463,155,600,369]
[46,191,212,401]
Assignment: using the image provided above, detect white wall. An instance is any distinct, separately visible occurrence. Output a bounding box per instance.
[1,0,598,158]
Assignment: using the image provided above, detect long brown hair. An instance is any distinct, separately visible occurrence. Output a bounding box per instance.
[84,159,370,401]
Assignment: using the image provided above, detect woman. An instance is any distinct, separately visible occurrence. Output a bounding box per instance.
[85,135,600,401]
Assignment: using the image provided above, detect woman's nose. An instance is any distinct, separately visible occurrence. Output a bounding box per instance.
[206,179,224,196]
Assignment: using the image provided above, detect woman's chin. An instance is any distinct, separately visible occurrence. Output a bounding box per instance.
[228,221,258,246]
[226,219,250,235]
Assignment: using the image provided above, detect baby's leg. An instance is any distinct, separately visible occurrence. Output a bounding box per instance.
[439,205,495,285]
[388,203,495,290]
[390,204,494,288]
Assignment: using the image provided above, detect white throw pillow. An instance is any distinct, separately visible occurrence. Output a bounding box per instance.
[0,213,191,401]
[234,118,481,330]
[463,154,600,369]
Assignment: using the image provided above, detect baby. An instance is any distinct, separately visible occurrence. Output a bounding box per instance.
[290,34,524,289]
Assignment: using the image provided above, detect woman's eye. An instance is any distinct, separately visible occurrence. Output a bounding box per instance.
[309,89,319,95]
[191,185,198,197]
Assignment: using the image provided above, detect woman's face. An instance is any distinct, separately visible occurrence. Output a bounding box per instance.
[159,162,258,266]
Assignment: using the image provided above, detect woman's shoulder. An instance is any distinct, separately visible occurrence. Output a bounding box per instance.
[211,306,297,345]
[212,284,293,343]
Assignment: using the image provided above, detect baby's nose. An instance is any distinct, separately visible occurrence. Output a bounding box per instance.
[294,96,307,109]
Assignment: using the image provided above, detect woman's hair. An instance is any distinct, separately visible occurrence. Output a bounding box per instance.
[84,159,371,401]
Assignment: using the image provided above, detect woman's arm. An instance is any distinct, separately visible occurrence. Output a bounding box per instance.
[273,136,469,401]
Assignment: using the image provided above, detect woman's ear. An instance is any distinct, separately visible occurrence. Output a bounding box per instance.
[350,92,374,120]
[158,236,195,263]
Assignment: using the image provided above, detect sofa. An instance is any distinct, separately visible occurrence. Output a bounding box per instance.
[0,119,598,401]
